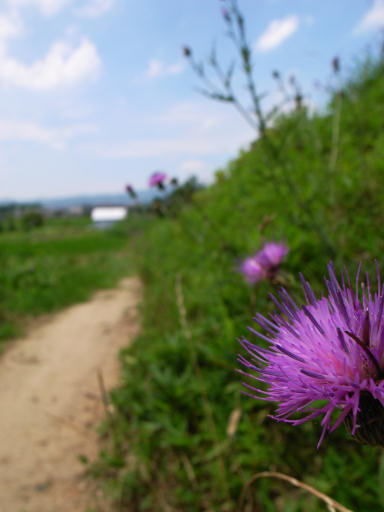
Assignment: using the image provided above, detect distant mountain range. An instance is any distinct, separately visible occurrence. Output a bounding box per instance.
[0,190,159,210]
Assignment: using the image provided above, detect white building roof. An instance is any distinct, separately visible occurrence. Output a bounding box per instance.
[91,206,127,222]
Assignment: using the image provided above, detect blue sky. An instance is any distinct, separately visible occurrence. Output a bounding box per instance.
[0,0,383,201]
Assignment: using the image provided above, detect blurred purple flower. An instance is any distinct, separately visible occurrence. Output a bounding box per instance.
[238,262,384,447]
[239,241,288,285]
[257,242,289,277]
[149,172,167,189]
[239,257,265,285]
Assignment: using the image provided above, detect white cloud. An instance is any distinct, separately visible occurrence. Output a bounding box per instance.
[84,99,254,161]
[354,0,384,33]
[0,119,97,149]
[83,131,252,160]
[255,15,299,52]
[146,58,163,78]
[7,0,114,17]
[166,62,185,75]
[152,102,217,129]
[179,159,208,173]
[0,38,101,90]
[0,13,22,43]
[142,58,185,80]
[7,0,72,16]
[76,0,115,18]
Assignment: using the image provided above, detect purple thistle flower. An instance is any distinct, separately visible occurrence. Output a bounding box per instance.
[239,257,266,285]
[256,242,289,277]
[239,241,288,285]
[149,172,167,189]
[238,262,384,447]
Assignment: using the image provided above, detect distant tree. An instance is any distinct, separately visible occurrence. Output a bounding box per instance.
[21,211,45,231]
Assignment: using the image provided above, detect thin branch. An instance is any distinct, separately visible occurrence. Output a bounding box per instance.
[237,471,354,512]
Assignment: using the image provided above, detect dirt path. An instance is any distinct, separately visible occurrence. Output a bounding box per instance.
[0,277,141,512]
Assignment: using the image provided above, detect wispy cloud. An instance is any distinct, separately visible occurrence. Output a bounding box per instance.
[152,101,220,131]
[76,0,115,18]
[7,0,115,17]
[0,38,101,90]
[179,159,208,173]
[0,12,23,43]
[83,98,254,161]
[146,58,163,78]
[7,0,72,16]
[142,58,185,80]
[0,119,97,149]
[255,15,299,52]
[354,0,384,33]
[83,130,252,160]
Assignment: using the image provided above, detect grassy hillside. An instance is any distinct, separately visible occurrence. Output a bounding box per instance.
[0,218,133,347]
[91,57,384,511]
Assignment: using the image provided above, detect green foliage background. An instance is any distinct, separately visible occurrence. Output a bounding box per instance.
[91,58,384,510]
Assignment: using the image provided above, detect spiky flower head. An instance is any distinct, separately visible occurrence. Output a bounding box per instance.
[149,172,167,189]
[238,262,384,447]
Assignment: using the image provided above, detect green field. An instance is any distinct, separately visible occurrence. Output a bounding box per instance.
[89,56,384,511]
[0,217,133,347]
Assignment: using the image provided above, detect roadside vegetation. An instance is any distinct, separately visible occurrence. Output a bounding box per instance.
[90,53,384,511]
[0,217,133,347]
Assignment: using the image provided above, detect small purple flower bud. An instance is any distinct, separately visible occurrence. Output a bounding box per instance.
[149,172,167,190]
[125,184,137,199]
[332,56,340,73]
[221,7,230,21]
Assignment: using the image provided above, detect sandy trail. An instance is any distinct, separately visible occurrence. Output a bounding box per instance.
[0,277,141,512]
